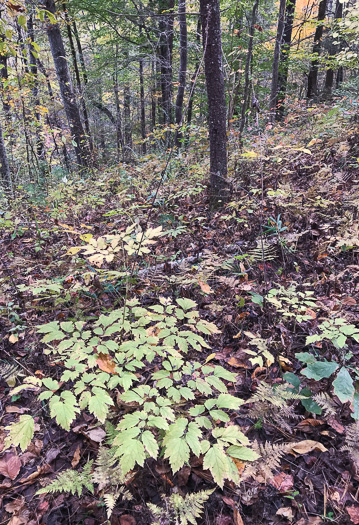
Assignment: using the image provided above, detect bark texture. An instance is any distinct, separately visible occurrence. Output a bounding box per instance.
[307,0,328,100]
[43,0,90,167]
[269,0,286,122]
[0,119,11,190]
[277,0,296,119]
[158,0,175,124]
[200,0,228,205]
[175,0,188,146]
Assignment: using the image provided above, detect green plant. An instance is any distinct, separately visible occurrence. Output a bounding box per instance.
[148,489,214,525]
[267,286,318,323]
[306,317,359,349]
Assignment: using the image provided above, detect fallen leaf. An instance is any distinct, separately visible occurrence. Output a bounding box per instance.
[198,279,213,293]
[347,505,359,524]
[9,334,19,344]
[83,427,106,443]
[342,296,356,306]
[290,440,327,455]
[234,509,244,525]
[276,506,294,520]
[66,246,83,255]
[270,472,294,492]
[227,357,247,368]
[5,406,29,414]
[297,419,325,429]
[5,496,25,513]
[0,453,21,480]
[71,445,81,468]
[96,353,116,374]
[222,496,236,508]
[327,417,345,434]
[120,515,136,525]
[295,517,323,525]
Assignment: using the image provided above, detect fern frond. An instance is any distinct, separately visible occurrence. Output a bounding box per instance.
[148,489,214,525]
[93,447,129,489]
[242,441,292,482]
[37,461,94,497]
[0,360,22,386]
[248,242,277,262]
[248,382,303,407]
[342,421,359,464]
[312,392,336,416]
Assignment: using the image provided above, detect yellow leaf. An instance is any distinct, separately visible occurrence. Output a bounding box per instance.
[233,331,241,339]
[205,353,216,363]
[80,234,93,243]
[9,334,18,344]
[66,246,83,255]
[80,223,93,229]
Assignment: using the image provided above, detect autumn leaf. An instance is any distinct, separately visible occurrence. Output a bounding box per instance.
[96,354,117,374]
[197,279,213,294]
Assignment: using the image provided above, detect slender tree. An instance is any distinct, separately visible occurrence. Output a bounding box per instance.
[277,0,296,119]
[43,0,90,167]
[323,0,343,98]
[158,0,175,125]
[269,0,286,122]
[239,0,259,135]
[200,0,228,205]
[175,0,188,147]
[307,0,328,99]
[0,119,11,190]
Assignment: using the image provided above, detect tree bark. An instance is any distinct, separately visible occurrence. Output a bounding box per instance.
[187,16,201,129]
[123,86,133,163]
[276,0,296,119]
[139,58,147,154]
[269,0,286,122]
[158,0,175,125]
[0,119,11,190]
[239,0,259,135]
[43,0,90,167]
[200,0,228,206]
[307,0,328,100]
[175,0,188,147]
[323,0,343,98]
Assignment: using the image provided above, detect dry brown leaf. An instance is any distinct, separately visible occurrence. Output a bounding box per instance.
[5,406,29,414]
[5,496,25,513]
[0,453,21,480]
[198,279,213,293]
[120,514,136,525]
[83,427,106,443]
[276,506,294,520]
[71,445,81,468]
[227,357,247,368]
[96,353,117,374]
[347,506,359,524]
[270,472,294,492]
[295,518,323,525]
[290,440,327,455]
[9,334,19,344]
[342,297,356,306]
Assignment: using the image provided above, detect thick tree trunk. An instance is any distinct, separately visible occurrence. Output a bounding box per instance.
[239,0,259,135]
[0,119,11,190]
[200,0,228,206]
[323,0,343,98]
[158,0,175,125]
[43,0,90,167]
[269,0,287,122]
[307,0,328,100]
[277,0,296,119]
[175,0,188,147]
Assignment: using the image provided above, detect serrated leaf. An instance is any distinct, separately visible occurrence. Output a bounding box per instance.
[50,392,79,431]
[60,321,75,333]
[142,430,159,458]
[227,445,260,461]
[176,298,197,310]
[119,439,146,474]
[164,437,190,473]
[88,387,113,423]
[5,415,35,451]
[216,394,243,410]
[209,409,230,422]
[206,375,227,393]
[203,445,229,488]
[185,422,202,456]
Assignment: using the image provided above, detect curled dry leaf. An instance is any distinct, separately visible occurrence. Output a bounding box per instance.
[0,453,21,480]
[290,440,327,455]
[347,505,359,525]
[270,472,294,492]
[276,507,294,520]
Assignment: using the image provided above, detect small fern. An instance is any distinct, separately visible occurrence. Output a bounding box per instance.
[312,392,337,416]
[148,489,214,525]
[341,421,359,464]
[0,360,22,386]
[37,461,94,496]
[242,441,293,481]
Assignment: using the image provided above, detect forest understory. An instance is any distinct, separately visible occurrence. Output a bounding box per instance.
[1,103,359,525]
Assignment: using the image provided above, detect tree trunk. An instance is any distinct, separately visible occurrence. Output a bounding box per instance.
[323,0,343,98]
[151,58,156,133]
[0,119,11,190]
[269,0,286,122]
[187,16,201,129]
[123,86,133,163]
[175,0,188,147]
[43,0,90,167]
[139,58,147,155]
[276,0,296,119]
[158,0,175,125]
[200,0,228,206]
[307,0,328,100]
[26,3,45,160]
[239,0,259,135]
[62,2,94,159]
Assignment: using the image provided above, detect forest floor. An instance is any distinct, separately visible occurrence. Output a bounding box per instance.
[1,101,359,525]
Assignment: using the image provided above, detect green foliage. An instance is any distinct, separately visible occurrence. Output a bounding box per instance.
[267,286,318,323]
[37,461,94,497]
[148,489,214,525]
[306,317,359,349]
[5,415,35,452]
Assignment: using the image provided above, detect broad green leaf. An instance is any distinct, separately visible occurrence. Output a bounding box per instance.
[227,445,260,461]
[164,437,190,473]
[142,430,159,458]
[206,375,227,393]
[37,321,59,334]
[147,416,168,430]
[50,392,79,431]
[42,377,60,391]
[213,425,249,446]
[118,412,142,430]
[333,367,354,403]
[42,330,65,343]
[209,409,230,422]
[283,372,301,390]
[296,352,317,364]
[5,415,35,451]
[176,298,197,310]
[60,321,75,333]
[88,387,113,423]
[216,394,243,410]
[203,445,229,488]
[119,439,146,474]
[353,392,359,420]
[301,360,338,380]
[214,366,237,382]
[185,422,202,457]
